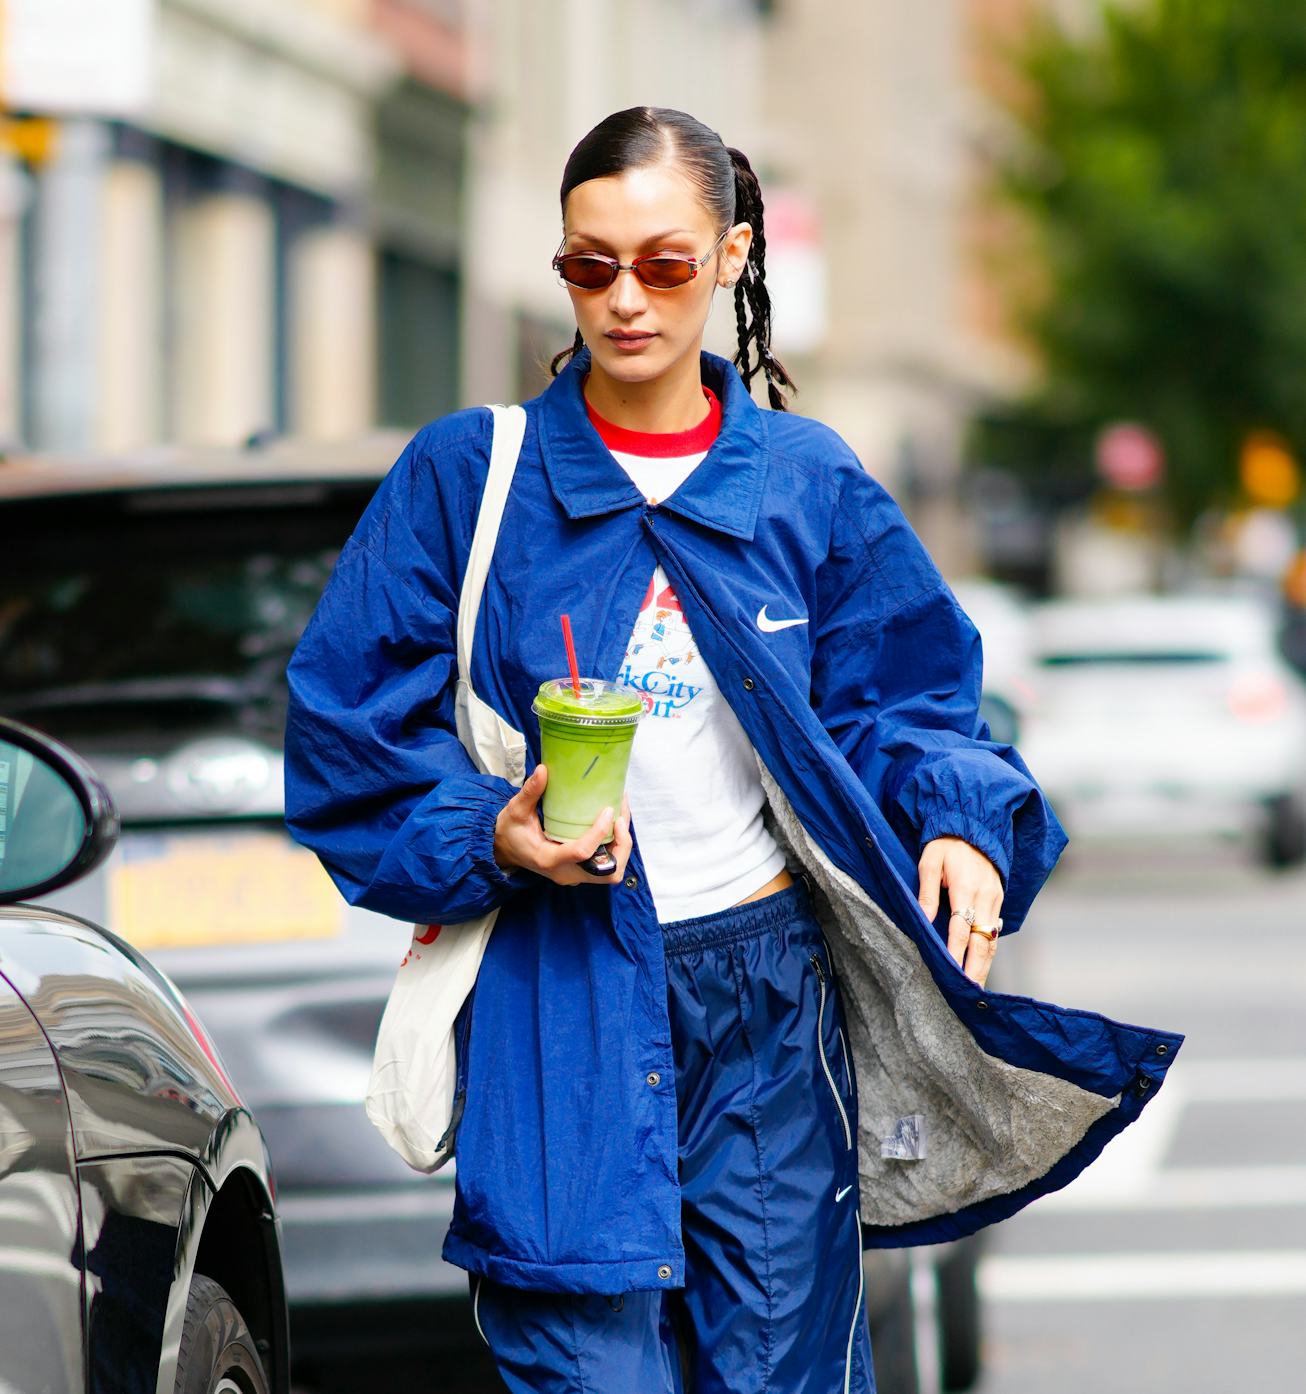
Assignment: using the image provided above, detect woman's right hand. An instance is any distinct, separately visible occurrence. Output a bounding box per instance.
[493,764,633,886]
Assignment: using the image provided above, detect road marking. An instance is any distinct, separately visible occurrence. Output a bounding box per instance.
[1035,1165,1306,1212]
[276,1188,454,1222]
[1036,1062,1185,1210]
[1033,1056,1306,1214]
[981,1251,1306,1303]
[1176,1058,1306,1102]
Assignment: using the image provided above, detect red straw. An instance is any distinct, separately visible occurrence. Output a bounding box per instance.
[559,614,582,699]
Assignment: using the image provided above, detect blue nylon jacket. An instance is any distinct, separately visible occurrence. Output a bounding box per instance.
[284,346,1183,1295]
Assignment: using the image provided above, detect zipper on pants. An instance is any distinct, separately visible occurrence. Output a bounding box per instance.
[810,953,852,1150]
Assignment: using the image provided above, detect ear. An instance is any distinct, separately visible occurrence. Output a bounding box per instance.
[718,220,754,286]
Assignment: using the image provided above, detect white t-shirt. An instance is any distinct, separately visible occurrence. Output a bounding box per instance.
[600,434,788,922]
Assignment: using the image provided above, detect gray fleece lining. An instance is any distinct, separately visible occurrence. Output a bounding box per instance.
[755,757,1120,1228]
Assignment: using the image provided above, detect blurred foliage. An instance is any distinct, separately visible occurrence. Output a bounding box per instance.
[982,0,1306,527]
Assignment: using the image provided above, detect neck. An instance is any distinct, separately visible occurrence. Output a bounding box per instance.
[582,348,710,434]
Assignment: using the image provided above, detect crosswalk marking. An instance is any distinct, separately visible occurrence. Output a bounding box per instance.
[981,1250,1306,1302]
[1031,1055,1306,1214]
[1035,1165,1306,1212]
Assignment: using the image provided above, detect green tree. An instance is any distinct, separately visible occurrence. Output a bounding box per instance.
[986,0,1306,525]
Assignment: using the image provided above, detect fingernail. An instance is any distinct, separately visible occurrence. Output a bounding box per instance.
[601,806,613,821]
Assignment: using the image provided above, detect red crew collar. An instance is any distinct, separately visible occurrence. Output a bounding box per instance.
[583,376,721,457]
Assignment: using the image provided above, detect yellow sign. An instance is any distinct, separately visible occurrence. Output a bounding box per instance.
[108,830,345,950]
[0,117,57,165]
[1240,430,1300,508]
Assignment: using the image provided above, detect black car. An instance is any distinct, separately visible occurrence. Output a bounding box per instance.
[0,714,289,1394]
[1,440,983,1393]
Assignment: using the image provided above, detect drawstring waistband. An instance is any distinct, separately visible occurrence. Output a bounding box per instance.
[659,873,816,955]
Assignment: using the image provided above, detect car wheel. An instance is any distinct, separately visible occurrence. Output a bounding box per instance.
[936,1235,983,1391]
[175,1273,269,1394]
[1263,795,1306,869]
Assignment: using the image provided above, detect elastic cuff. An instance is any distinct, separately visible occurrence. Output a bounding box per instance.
[469,782,535,894]
[917,813,1011,894]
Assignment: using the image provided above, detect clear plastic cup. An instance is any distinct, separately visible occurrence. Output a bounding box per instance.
[531,678,644,843]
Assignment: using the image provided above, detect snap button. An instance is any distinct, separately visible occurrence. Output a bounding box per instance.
[1136,1075,1152,1094]
[1155,1043,1169,1056]
[646,1071,661,1087]
[976,1000,990,1011]
[657,1265,672,1281]
[625,875,638,889]
[741,676,755,690]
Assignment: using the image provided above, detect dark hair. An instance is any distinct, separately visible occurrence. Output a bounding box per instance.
[549,106,797,411]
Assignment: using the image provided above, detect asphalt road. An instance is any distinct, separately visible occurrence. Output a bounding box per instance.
[966,839,1306,1394]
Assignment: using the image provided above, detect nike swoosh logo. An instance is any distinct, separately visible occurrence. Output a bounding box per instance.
[757,605,809,633]
[835,1184,853,1203]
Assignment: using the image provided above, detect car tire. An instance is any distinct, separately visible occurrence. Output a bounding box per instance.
[1263,795,1306,869]
[936,1235,983,1391]
[175,1273,270,1394]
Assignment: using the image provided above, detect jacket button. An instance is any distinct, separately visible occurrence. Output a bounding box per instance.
[741,676,754,690]
[646,1071,661,1087]
[625,874,638,889]
[657,1265,672,1280]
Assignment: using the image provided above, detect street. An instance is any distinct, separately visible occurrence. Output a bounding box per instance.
[969,840,1306,1392]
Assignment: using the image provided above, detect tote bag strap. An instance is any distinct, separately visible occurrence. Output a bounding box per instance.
[456,403,527,684]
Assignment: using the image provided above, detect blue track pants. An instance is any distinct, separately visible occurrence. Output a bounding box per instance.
[468,877,877,1393]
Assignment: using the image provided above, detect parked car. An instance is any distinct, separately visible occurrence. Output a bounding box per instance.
[1,440,981,1392]
[1017,591,1306,867]
[0,714,289,1394]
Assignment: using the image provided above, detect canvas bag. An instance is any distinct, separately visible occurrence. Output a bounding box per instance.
[364,403,529,1173]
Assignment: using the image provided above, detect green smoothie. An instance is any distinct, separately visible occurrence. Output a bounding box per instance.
[531,678,645,842]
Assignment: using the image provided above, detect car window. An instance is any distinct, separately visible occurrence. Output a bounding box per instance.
[1,490,372,747]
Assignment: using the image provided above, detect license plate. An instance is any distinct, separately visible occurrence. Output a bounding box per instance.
[108,830,345,949]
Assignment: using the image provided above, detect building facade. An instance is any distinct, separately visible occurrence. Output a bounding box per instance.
[3,0,472,451]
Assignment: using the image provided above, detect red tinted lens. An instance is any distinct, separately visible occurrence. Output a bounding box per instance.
[636,256,695,288]
[556,256,616,290]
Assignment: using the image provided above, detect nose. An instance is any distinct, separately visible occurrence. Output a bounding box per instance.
[607,265,648,318]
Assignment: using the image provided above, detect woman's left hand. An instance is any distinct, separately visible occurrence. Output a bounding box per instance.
[916,836,1004,987]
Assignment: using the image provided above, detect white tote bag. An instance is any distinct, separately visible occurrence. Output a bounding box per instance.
[364,403,529,1173]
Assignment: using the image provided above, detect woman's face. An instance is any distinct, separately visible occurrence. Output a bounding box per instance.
[558,163,751,388]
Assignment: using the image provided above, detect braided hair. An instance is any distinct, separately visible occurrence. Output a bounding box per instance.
[549,106,797,411]
[723,145,796,410]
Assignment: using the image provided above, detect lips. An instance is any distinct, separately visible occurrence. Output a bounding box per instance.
[607,331,656,342]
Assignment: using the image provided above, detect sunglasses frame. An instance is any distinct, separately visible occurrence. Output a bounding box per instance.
[552,227,730,291]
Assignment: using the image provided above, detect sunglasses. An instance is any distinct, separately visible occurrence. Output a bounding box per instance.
[552,227,729,291]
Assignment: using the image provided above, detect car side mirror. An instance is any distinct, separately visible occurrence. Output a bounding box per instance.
[0,717,119,904]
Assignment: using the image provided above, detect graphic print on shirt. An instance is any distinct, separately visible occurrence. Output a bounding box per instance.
[617,568,706,720]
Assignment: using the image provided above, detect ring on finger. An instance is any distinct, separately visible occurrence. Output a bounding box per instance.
[967,920,1002,942]
[949,906,977,927]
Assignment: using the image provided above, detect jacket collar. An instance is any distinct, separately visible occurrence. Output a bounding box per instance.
[534,345,770,542]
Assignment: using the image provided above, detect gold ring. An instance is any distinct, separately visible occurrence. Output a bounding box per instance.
[968,922,1001,942]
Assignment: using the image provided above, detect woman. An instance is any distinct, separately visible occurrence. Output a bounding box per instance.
[284,107,1181,1394]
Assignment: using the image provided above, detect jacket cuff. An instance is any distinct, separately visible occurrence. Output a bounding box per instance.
[916,812,1012,898]
[469,779,536,895]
